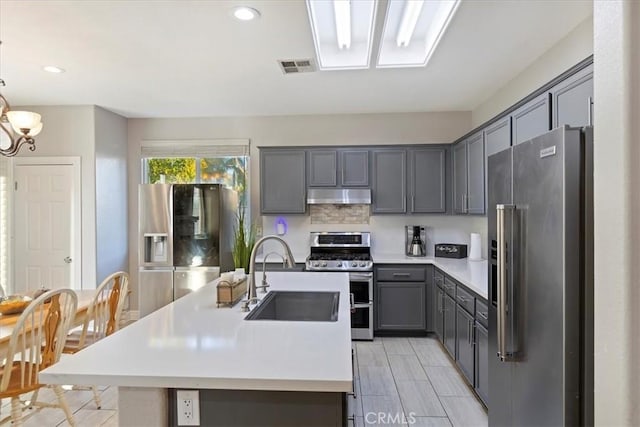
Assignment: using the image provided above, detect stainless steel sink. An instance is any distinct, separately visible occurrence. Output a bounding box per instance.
[244,291,339,322]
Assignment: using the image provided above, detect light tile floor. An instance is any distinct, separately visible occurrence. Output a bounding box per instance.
[351,337,488,427]
[0,337,486,426]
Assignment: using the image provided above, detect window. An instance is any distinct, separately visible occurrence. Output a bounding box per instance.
[141,139,250,211]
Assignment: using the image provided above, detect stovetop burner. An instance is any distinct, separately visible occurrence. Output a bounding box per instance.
[308,253,372,261]
[306,232,373,271]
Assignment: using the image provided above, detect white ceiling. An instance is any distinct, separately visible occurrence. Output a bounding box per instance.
[0,0,592,118]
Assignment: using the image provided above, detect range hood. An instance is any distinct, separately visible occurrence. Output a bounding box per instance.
[307,188,371,205]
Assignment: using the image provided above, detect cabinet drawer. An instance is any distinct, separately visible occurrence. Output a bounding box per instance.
[443,277,456,297]
[434,269,445,288]
[456,286,475,315]
[475,300,488,328]
[376,267,425,282]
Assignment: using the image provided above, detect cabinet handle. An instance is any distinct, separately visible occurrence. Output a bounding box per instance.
[392,273,411,278]
[472,322,476,345]
[457,295,468,303]
[411,196,415,212]
[588,96,593,126]
[478,311,488,320]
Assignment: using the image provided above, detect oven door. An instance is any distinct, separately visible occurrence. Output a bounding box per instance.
[349,272,372,304]
[351,303,373,340]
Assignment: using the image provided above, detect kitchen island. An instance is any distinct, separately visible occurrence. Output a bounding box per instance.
[40,272,353,426]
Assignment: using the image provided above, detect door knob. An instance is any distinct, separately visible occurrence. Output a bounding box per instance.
[64,256,72,264]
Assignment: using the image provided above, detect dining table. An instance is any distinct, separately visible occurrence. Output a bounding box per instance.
[0,289,96,356]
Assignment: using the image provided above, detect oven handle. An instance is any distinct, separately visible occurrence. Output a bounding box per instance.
[350,293,356,313]
[349,272,373,281]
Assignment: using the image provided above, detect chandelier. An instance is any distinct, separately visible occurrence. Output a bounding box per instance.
[0,80,42,157]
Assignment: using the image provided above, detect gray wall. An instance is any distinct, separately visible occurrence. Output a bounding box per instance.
[15,105,98,289]
[95,106,129,283]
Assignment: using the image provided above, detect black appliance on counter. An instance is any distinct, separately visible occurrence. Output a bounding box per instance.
[305,232,373,340]
[405,225,426,257]
[435,243,468,259]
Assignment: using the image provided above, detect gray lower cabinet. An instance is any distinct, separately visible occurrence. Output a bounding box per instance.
[511,92,551,145]
[443,293,456,357]
[425,265,434,331]
[434,285,444,342]
[376,282,426,331]
[475,322,488,405]
[551,63,594,127]
[372,149,407,214]
[409,148,446,213]
[456,305,475,384]
[260,149,306,214]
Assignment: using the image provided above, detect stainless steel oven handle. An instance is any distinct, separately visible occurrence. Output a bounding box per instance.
[350,293,355,313]
[497,204,514,362]
[349,272,373,281]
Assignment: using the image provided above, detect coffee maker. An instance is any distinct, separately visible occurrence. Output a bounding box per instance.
[405,226,426,257]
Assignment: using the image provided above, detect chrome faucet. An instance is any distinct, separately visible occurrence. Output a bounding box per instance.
[258,251,286,294]
[241,235,295,311]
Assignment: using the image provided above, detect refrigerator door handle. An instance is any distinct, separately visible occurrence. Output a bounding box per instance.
[497,203,515,362]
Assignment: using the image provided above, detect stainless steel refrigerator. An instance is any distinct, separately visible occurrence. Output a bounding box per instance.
[138,184,238,317]
[488,126,593,426]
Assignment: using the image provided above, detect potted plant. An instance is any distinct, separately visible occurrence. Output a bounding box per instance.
[232,208,257,273]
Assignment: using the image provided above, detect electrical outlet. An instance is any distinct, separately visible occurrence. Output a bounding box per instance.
[176,390,200,426]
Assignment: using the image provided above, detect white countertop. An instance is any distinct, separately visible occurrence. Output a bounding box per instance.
[40,272,353,392]
[372,254,488,300]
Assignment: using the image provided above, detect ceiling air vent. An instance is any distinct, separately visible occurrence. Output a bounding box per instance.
[278,59,316,75]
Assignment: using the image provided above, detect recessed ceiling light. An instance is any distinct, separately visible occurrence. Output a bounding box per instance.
[232,6,260,21]
[43,65,65,73]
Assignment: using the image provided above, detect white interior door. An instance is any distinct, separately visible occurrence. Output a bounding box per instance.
[13,161,80,293]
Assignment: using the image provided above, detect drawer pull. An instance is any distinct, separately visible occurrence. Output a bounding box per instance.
[478,311,488,320]
[457,295,469,302]
[392,273,411,277]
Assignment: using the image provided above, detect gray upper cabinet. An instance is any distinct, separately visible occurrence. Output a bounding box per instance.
[260,149,306,214]
[511,92,551,145]
[484,116,511,158]
[551,64,594,128]
[308,150,337,187]
[372,149,407,214]
[409,148,446,213]
[340,150,369,187]
[453,132,484,215]
[452,142,467,214]
[308,149,369,188]
[466,133,485,214]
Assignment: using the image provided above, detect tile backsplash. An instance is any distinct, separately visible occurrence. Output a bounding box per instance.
[261,213,488,261]
[310,204,370,224]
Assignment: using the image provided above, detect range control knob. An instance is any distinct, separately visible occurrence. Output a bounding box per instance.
[321,262,328,267]
[312,262,320,267]
[336,262,342,267]
[359,262,366,267]
[351,261,358,267]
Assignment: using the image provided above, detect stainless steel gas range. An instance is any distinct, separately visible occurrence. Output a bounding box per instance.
[305,232,373,340]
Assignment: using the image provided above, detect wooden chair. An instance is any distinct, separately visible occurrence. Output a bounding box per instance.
[62,271,129,408]
[0,288,78,426]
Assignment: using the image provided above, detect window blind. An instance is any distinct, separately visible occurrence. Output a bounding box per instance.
[140,139,250,158]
